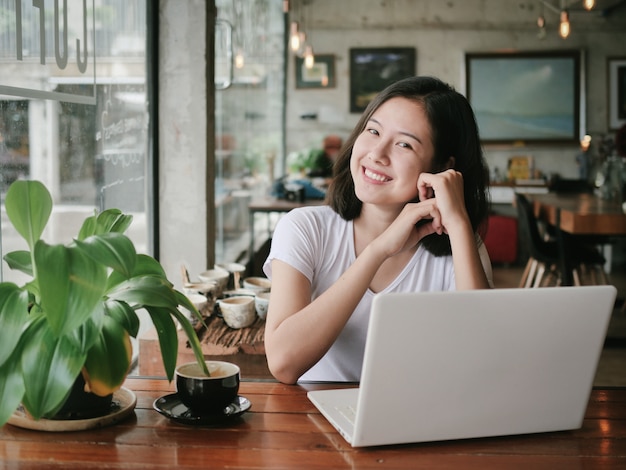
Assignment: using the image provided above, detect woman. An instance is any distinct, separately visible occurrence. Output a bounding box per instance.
[263,76,492,384]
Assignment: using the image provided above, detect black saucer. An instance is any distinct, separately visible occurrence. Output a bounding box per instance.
[153,394,251,425]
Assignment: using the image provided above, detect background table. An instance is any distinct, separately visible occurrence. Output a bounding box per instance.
[2,379,625,469]
[527,192,626,285]
[529,192,626,236]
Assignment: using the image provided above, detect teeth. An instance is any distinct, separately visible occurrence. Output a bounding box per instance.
[364,168,390,182]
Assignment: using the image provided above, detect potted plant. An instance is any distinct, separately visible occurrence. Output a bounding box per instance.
[0,180,209,426]
[287,147,325,175]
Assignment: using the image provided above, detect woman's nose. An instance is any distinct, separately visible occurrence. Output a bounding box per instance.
[367,141,390,165]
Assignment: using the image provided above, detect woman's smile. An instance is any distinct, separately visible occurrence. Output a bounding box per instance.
[363,167,391,183]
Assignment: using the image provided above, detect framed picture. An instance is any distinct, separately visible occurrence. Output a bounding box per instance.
[295,54,335,89]
[465,50,582,144]
[608,57,626,130]
[349,47,416,113]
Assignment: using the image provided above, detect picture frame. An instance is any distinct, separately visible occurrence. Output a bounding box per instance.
[608,57,626,130]
[295,54,335,89]
[465,50,582,144]
[349,47,416,113]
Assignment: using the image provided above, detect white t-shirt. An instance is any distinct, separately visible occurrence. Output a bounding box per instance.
[263,205,491,382]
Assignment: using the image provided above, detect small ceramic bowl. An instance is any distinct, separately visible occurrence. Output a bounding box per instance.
[183,281,218,298]
[222,288,256,298]
[215,262,247,289]
[198,269,229,293]
[254,291,270,320]
[175,361,240,414]
[217,296,256,329]
[242,276,271,293]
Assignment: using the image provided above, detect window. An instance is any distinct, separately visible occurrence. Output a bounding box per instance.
[1,0,151,282]
[214,0,285,264]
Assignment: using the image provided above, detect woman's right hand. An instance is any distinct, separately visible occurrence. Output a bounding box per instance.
[369,199,441,259]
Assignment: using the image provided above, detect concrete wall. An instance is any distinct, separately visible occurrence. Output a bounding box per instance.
[158,0,210,286]
[285,0,626,180]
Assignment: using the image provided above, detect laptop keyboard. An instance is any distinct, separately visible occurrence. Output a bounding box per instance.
[336,404,357,425]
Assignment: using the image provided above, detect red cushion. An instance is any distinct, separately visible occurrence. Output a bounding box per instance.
[484,215,518,264]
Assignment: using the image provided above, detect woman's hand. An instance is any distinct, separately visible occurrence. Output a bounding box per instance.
[417,169,470,234]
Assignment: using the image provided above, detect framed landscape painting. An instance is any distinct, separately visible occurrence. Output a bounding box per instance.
[349,47,416,113]
[465,50,582,144]
[295,54,335,89]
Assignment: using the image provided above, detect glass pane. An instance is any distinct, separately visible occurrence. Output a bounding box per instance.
[214,0,285,266]
[1,0,149,279]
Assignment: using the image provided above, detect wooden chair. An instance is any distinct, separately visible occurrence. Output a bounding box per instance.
[515,193,607,287]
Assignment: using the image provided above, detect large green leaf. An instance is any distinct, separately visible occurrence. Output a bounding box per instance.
[0,353,25,427]
[76,212,98,241]
[168,304,210,376]
[4,180,52,252]
[74,232,136,279]
[104,300,140,338]
[106,254,169,291]
[175,290,207,327]
[3,250,33,277]
[77,208,133,240]
[101,209,133,234]
[0,283,30,366]
[145,306,179,380]
[107,275,178,308]
[20,316,86,420]
[82,316,132,396]
[35,241,107,336]
[67,304,106,355]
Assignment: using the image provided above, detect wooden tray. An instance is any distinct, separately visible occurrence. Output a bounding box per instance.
[7,387,136,432]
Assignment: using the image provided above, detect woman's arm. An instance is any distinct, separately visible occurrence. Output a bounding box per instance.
[417,169,490,290]
[264,241,387,384]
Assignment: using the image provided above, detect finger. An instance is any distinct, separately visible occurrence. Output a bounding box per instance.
[417,177,434,201]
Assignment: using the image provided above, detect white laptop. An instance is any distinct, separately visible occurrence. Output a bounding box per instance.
[307,286,617,447]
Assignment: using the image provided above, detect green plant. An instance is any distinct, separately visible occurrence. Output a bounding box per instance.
[287,147,325,174]
[0,180,208,425]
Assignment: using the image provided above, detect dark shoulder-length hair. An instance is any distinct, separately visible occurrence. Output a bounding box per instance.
[326,75,490,256]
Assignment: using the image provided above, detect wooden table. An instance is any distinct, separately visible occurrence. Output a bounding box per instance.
[529,192,626,236]
[527,192,626,285]
[247,197,324,272]
[2,379,625,469]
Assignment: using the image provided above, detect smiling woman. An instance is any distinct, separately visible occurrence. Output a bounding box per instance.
[263,76,491,385]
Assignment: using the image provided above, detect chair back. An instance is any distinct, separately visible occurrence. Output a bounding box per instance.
[514,192,552,261]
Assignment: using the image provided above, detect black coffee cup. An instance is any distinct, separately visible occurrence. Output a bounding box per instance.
[175,361,240,414]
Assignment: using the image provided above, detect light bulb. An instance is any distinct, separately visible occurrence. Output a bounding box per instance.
[289,22,300,51]
[537,15,545,28]
[304,45,314,69]
[235,51,244,69]
[559,10,570,39]
[583,0,595,11]
[581,134,592,152]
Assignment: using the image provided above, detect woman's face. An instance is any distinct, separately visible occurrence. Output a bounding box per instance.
[350,97,435,207]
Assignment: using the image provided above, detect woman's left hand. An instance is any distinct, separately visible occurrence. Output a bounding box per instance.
[417,169,469,234]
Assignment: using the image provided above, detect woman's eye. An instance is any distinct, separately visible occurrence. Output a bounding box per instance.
[397,141,412,149]
[367,128,379,136]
